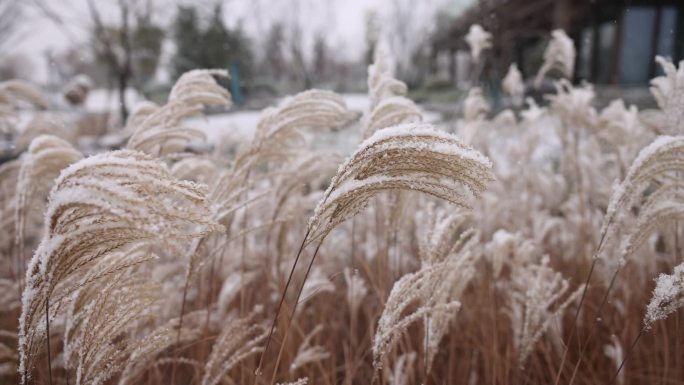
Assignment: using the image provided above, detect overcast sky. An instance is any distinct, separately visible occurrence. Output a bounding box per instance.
[7,0,474,83]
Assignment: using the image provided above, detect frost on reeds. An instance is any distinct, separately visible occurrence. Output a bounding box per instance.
[232,89,357,172]
[0,80,49,134]
[126,69,231,155]
[372,259,462,370]
[14,135,83,271]
[650,56,684,135]
[463,87,490,122]
[364,49,422,137]
[464,24,492,63]
[18,150,222,382]
[307,123,494,245]
[600,136,684,263]
[201,308,268,385]
[64,268,161,385]
[535,29,575,87]
[290,325,330,371]
[502,64,525,108]
[344,268,369,315]
[644,261,684,331]
[416,205,480,370]
[507,256,583,367]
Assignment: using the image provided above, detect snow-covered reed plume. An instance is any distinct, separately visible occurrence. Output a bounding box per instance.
[465,24,492,63]
[650,56,684,135]
[387,352,416,385]
[372,260,461,370]
[644,261,684,331]
[418,208,479,370]
[600,136,684,263]
[502,64,525,107]
[463,87,490,122]
[507,257,583,367]
[233,89,356,172]
[18,150,222,383]
[201,308,268,385]
[344,268,368,316]
[363,48,422,137]
[307,123,494,244]
[126,69,231,155]
[64,268,160,385]
[14,136,82,273]
[290,325,330,371]
[535,29,575,86]
[0,80,48,134]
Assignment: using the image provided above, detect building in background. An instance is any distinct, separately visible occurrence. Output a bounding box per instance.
[431,0,684,86]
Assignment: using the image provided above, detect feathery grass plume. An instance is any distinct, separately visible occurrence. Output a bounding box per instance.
[298,268,335,306]
[619,181,684,260]
[372,259,462,370]
[546,79,596,128]
[201,308,268,385]
[14,114,78,154]
[465,24,492,63]
[387,352,416,385]
[126,69,230,155]
[650,56,684,135]
[507,256,583,367]
[0,80,49,109]
[416,204,479,370]
[423,234,479,371]
[463,87,490,122]
[343,268,368,316]
[502,63,525,108]
[14,135,83,278]
[603,334,625,385]
[307,123,494,245]
[520,97,546,124]
[596,100,648,171]
[367,45,408,110]
[232,89,357,172]
[117,314,202,385]
[363,48,422,138]
[644,261,684,330]
[600,136,684,262]
[270,152,342,223]
[363,96,422,138]
[64,270,161,385]
[0,80,49,135]
[290,325,330,372]
[485,230,537,278]
[416,203,469,265]
[535,29,575,87]
[18,150,222,383]
[171,157,219,185]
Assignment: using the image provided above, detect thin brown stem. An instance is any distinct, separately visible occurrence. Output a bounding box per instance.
[269,240,323,385]
[255,228,311,380]
[610,328,645,385]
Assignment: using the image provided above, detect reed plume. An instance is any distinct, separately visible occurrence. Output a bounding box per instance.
[18,150,222,383]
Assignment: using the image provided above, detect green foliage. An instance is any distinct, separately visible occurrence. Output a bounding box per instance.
[171,4,254,89]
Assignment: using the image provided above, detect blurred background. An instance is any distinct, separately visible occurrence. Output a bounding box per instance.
[1,0,683,123]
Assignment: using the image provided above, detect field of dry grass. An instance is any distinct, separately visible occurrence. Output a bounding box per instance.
[1,29,684,385]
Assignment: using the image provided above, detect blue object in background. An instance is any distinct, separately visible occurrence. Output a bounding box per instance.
[229,59,243,106]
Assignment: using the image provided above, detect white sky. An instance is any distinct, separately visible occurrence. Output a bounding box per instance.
[7,0,471,84]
